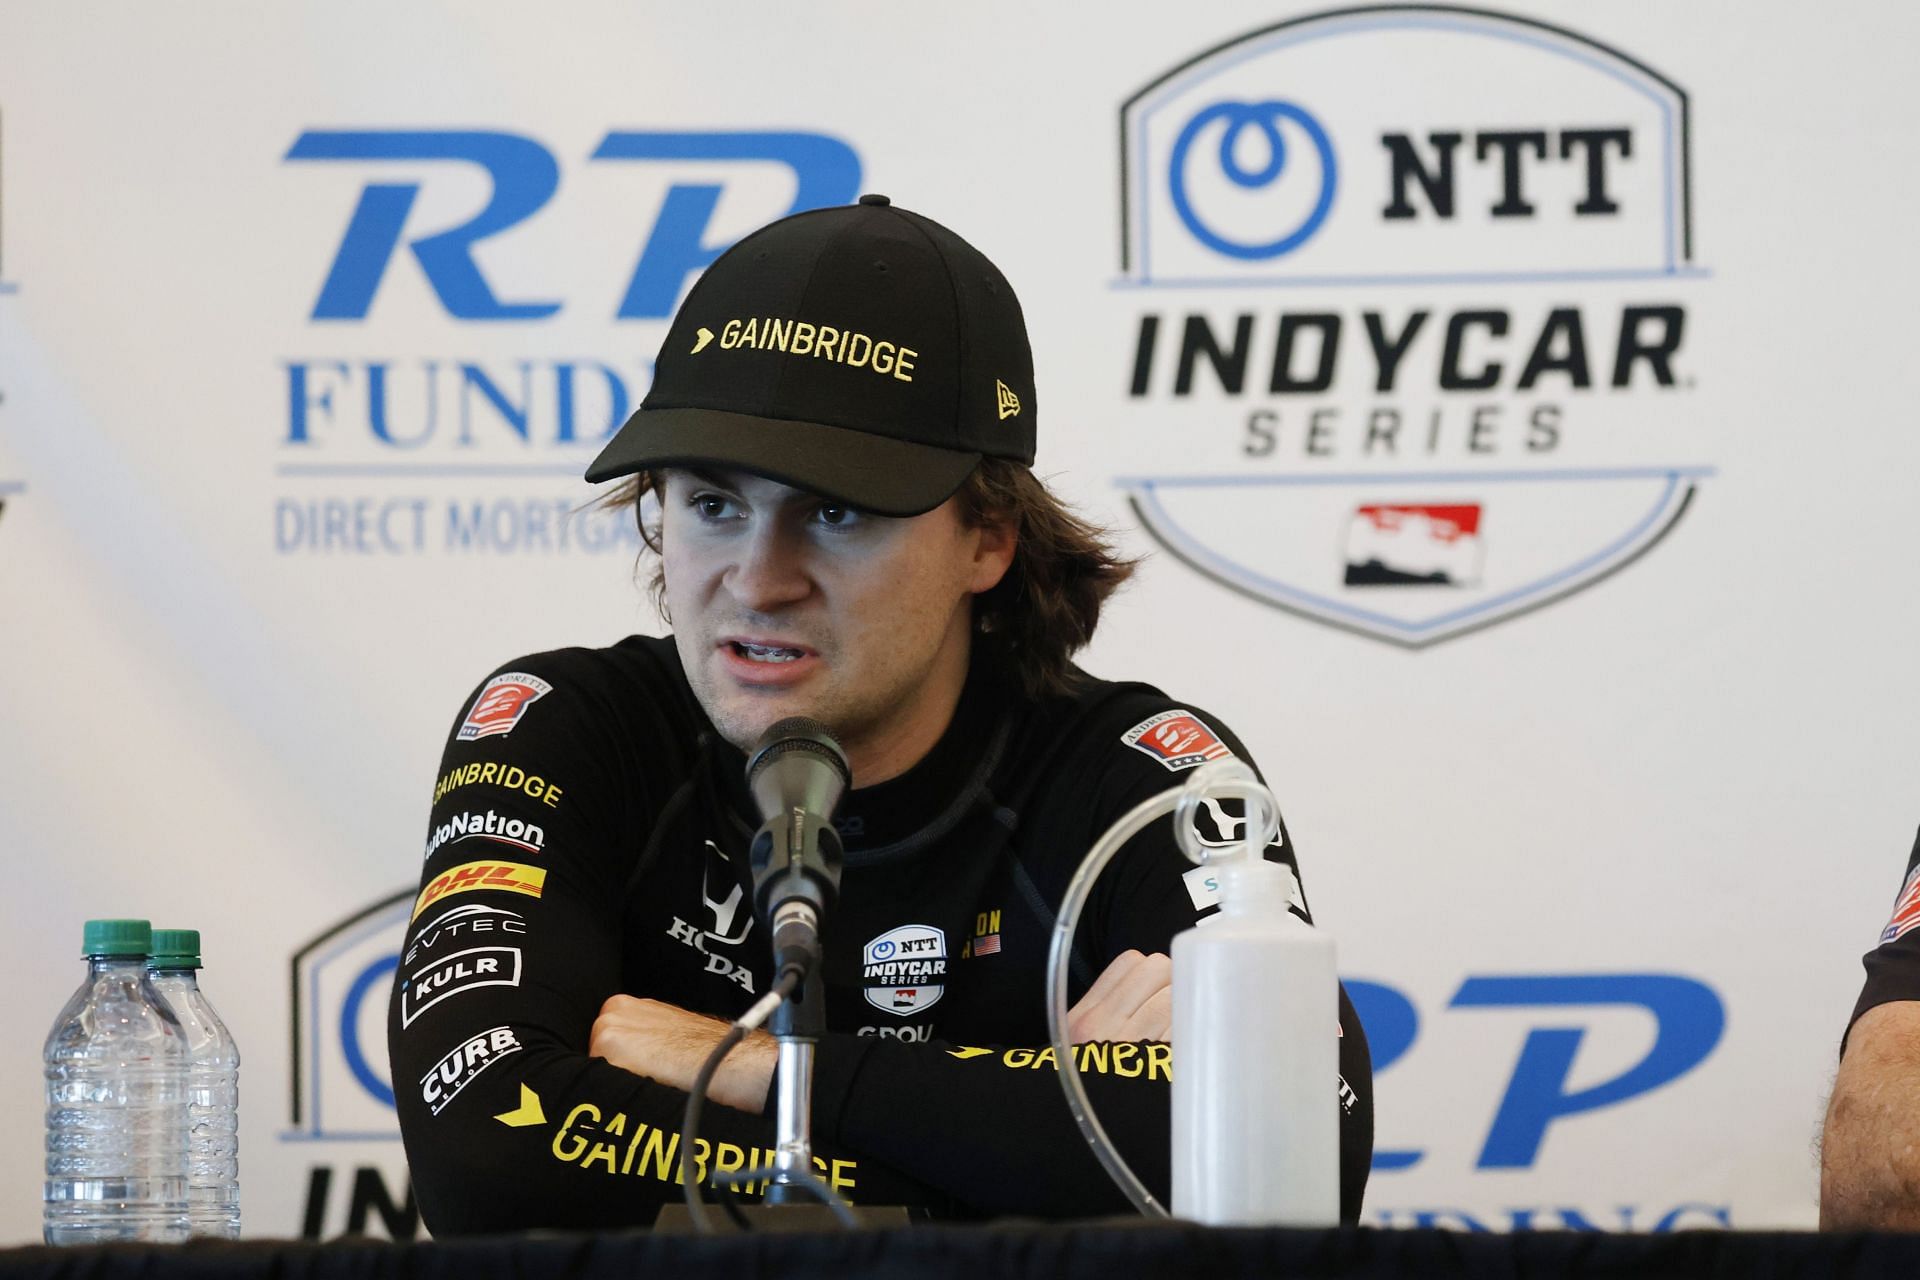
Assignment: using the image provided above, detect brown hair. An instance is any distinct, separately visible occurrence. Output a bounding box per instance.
[599,459,1137,699]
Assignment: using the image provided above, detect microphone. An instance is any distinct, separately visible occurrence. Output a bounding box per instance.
[744,717,850,981]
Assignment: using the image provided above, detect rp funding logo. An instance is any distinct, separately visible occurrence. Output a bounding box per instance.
[1112,7,1712,649]
[272,127,862,557]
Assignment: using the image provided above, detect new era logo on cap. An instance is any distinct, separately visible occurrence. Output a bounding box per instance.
[996,379,1021,420]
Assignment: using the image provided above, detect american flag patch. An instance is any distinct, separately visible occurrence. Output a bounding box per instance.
[1883,864,1920,945]
[972,934,1001,956]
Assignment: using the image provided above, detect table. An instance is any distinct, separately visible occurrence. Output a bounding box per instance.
[6,1223,1920,1280]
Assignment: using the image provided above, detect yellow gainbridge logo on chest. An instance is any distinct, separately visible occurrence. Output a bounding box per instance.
[711,316,918,382]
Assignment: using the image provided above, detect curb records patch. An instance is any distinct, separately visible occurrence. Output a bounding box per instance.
[421,1026,523,1115]
[862,924,947,1016]
[459,672,553,741]
[1121,710,1233,771]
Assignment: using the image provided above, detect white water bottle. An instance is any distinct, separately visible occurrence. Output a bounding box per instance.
[149,929,241,1239]
[1171,855,1339,1225]
[43,919,190,1245]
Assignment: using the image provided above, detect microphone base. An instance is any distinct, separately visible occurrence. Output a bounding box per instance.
[651,1203,916,1234]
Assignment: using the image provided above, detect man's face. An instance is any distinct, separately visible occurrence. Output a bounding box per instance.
[658,468,1011,772]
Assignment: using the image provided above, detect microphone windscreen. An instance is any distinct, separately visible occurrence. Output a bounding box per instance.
[745,717,850,789]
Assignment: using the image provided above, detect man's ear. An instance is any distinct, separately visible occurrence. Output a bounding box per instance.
[967,513,1017,595]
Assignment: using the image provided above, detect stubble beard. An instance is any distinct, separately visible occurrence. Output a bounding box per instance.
[681,636,939,770]
[701,668,897,759]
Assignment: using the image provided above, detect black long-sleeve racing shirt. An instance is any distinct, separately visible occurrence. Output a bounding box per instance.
[1846,827,1920,1050]
[388,636,1373,1232]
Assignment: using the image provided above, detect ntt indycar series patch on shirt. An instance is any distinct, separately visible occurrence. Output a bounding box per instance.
[862,924,948,1015]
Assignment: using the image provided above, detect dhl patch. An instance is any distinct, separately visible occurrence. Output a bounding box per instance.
[412,861,547,920]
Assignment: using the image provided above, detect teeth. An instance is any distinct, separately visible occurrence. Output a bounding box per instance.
[737,643,802,663]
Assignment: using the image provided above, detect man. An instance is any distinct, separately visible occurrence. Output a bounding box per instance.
[388,195,1373,1232]
[1822,828,1920,1227]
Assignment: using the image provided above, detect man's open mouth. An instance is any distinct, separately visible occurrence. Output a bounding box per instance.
[730,641,807,664]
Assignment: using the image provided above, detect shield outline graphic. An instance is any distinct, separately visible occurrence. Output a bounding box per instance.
[1121,466,1712,649]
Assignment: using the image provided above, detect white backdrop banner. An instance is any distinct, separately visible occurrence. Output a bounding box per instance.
[2,0,1917,1243]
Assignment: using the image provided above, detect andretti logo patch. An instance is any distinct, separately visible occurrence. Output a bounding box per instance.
[1122,710,1233,772]
[458,673,552,741]
[862,924,947,1016]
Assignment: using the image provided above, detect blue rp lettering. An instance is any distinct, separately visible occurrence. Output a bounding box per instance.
[286,130,562,321]
[287,129,861,323]
[1451,974,1725,1169]
[590,131,860,318]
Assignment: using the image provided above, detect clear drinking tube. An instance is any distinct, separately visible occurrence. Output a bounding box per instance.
[1043,758,1280,1217]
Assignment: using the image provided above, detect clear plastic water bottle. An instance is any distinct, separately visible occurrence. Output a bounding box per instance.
[43,919,190,1245]
[149,929,241,1239]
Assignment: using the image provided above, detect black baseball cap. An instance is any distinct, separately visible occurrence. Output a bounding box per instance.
[585,194,1036,517]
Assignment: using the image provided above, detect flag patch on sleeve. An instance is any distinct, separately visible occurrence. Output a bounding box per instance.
[1883,864,1920,945]
[1121,709,1233,772]
[459,672,553,742]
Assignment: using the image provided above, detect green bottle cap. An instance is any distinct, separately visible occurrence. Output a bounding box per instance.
[82,919,152,958]
[148,929,203,970]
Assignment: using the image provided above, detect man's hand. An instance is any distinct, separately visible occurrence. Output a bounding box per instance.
[589,996,777,1113]
[1067,949,1172,1043]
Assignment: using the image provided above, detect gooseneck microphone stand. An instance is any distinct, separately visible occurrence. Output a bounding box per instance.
[659,718,906,1232]
[750,792,842,1207]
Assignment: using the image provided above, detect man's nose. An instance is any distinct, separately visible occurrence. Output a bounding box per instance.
[725,523,813,611]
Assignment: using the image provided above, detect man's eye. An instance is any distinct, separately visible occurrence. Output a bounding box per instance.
[815,504,858,527]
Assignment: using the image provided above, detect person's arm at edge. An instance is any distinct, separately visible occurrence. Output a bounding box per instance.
[1822,1000,1920,1229]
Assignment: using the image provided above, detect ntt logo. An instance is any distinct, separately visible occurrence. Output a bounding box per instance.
[1120,5,1696,286]
[1167,100,1338,261]
[422,809,546,861]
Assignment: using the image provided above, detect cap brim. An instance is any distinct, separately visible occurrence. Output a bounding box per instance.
[585,407,981,517]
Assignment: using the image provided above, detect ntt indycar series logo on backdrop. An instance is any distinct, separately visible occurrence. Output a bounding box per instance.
[273,129,862,557]
[1115,6,1713,648]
